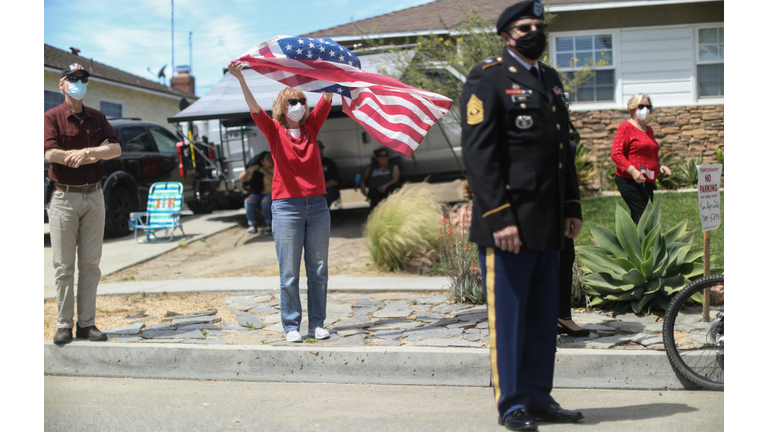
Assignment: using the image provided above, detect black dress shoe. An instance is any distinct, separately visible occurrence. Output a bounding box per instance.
[557,318,590,337]
[530,403,584,423]
[499,409,538,431]
[76,324,108,341]
[53,328,73,345]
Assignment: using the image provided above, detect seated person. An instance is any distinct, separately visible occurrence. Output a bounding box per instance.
[239,151,273,234]
[319,141,340,207]
[361,147,401,208]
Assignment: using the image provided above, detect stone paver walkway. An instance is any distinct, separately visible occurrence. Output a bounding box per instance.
[103,292,669,350]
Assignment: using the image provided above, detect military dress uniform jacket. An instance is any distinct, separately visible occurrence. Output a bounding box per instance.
[460,49,581,251]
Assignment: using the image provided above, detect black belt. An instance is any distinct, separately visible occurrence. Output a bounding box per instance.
[54,183,102,193]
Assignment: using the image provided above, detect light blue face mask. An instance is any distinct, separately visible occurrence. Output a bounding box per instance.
[67,80,87,100]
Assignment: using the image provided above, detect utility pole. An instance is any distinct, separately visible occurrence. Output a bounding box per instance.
[171,0,175,78]
[189,31,193,74]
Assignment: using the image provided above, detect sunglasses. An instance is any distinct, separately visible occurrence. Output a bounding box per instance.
[65,75,89,83]
[507,22,547,34]
[376,154,388,158]
[637,104,652,110]
[287,98,307,106]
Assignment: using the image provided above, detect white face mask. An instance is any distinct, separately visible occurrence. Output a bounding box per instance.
[286,103,306,122]
[636,107,649,121]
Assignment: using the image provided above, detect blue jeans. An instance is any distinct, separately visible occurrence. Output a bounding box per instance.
[271,195,330,332]
[245,193,272,227]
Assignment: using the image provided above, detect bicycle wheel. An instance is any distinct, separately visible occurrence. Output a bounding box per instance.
[663,274,724,391]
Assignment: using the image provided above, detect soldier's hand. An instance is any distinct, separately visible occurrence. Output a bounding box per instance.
[565,218,582,239]
[493,225,522,253]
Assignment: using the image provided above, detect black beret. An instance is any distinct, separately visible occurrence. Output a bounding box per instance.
[496,0,545,34]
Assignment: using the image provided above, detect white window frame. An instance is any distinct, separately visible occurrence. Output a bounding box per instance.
[694,23,724,102]
[99,98,124,119]
[44,88,65,112]
[548,29,621,111]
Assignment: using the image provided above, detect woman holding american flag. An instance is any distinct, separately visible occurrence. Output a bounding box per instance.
[229,61,334,343]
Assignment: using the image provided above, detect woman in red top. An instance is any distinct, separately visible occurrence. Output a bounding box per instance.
[611,93,672,223]
[229,61,333,343]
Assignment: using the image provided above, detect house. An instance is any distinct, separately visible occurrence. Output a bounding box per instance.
[304,0,725,191]
[44,44,198,133]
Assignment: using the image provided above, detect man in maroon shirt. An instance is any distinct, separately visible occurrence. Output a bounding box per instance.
[44,63,121,345]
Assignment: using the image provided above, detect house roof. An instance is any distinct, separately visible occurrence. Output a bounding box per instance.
[302,0,719,39]
[44,44,197,100]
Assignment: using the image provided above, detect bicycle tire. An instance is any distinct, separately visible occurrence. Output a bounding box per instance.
[663,274,724,391]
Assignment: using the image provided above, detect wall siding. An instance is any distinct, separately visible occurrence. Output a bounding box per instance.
[619,26,694,106]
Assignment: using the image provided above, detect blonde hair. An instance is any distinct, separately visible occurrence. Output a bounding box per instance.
[627,93,653,117]
[272,87,309,127]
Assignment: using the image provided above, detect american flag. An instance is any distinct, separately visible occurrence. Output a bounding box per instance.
[234,35,453,157]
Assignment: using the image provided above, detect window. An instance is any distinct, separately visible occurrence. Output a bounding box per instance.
[553,34,615,103]
[697,27,724,98]
[45,90,64,112]
[117,126,152,152]
[149,126,181,153]
[100,100,123,118]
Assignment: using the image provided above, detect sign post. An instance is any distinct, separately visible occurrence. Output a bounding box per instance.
[696,164,723,321]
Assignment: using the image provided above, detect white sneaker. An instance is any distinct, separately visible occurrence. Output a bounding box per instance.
[313,327,330,340]
[286,330,302,342]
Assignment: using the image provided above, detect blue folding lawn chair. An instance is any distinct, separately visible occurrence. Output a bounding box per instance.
[128,182,185,243]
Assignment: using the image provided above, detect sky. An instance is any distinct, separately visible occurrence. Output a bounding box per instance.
[44,0,435,97]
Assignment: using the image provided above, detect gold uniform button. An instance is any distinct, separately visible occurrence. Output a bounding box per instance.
[552,106,557,112]
[560,143,564,149]
[559,162,563,169]
[557,124,561,130]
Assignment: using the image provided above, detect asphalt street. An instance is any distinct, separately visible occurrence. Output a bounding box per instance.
[44,376,725,432]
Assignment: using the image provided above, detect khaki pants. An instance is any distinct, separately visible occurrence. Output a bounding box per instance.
[48,188,105,329]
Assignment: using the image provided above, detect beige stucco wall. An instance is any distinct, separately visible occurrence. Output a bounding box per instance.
[44,70,184,132]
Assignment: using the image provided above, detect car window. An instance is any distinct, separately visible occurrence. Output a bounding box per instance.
[117,126,152,152]
[149,126,180,153]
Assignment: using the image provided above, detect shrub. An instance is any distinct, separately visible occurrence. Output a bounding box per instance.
[576,199,704,315]
[363,183,443,272]
[438,203,484,304]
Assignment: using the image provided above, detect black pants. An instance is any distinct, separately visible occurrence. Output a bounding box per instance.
[615,175,655,224]
[558,238,575,320]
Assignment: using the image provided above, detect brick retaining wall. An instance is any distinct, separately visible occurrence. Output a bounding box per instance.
[570,104,724,193]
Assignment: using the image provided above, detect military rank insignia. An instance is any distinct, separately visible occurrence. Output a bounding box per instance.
[467,94,484,125]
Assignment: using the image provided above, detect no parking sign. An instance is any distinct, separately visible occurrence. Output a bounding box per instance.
[696,164,722,232]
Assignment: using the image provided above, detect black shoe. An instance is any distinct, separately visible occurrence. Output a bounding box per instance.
[530,403,584,423]
[53,328,73,345]
[76,324,108,341]
[557,318,590,337]
[499,409,538,431]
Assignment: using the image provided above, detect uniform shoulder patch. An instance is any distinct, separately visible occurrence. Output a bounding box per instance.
[481,56,503,70]
[466,94,484,125]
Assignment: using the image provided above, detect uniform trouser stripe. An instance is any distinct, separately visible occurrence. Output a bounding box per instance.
[484,247,502,405]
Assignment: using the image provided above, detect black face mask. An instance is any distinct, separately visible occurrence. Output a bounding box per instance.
[511,30,547,60]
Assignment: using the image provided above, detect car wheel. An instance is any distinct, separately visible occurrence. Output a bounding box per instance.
[105,187,136,237]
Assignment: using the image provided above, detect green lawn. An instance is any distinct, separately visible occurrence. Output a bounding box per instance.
[577,191,724,272]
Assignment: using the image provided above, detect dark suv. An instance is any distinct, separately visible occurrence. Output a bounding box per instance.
[45,119,195,237]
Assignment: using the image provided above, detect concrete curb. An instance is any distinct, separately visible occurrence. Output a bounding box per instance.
[44,342,686,389]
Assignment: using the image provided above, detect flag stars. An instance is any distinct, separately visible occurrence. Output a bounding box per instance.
[296,48,303,55]
[309,42,315,49]
[298,39,305,44]
[285,44,293,51]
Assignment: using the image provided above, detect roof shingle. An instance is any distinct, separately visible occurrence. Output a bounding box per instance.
[44,44,197,99]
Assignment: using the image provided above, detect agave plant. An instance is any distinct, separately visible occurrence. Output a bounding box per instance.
[576,199,704,315]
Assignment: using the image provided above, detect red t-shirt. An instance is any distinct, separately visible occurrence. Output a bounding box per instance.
[611,121,661,183]
[251,96,331,199]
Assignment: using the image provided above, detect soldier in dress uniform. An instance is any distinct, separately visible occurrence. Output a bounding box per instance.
[460,1,584,430]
